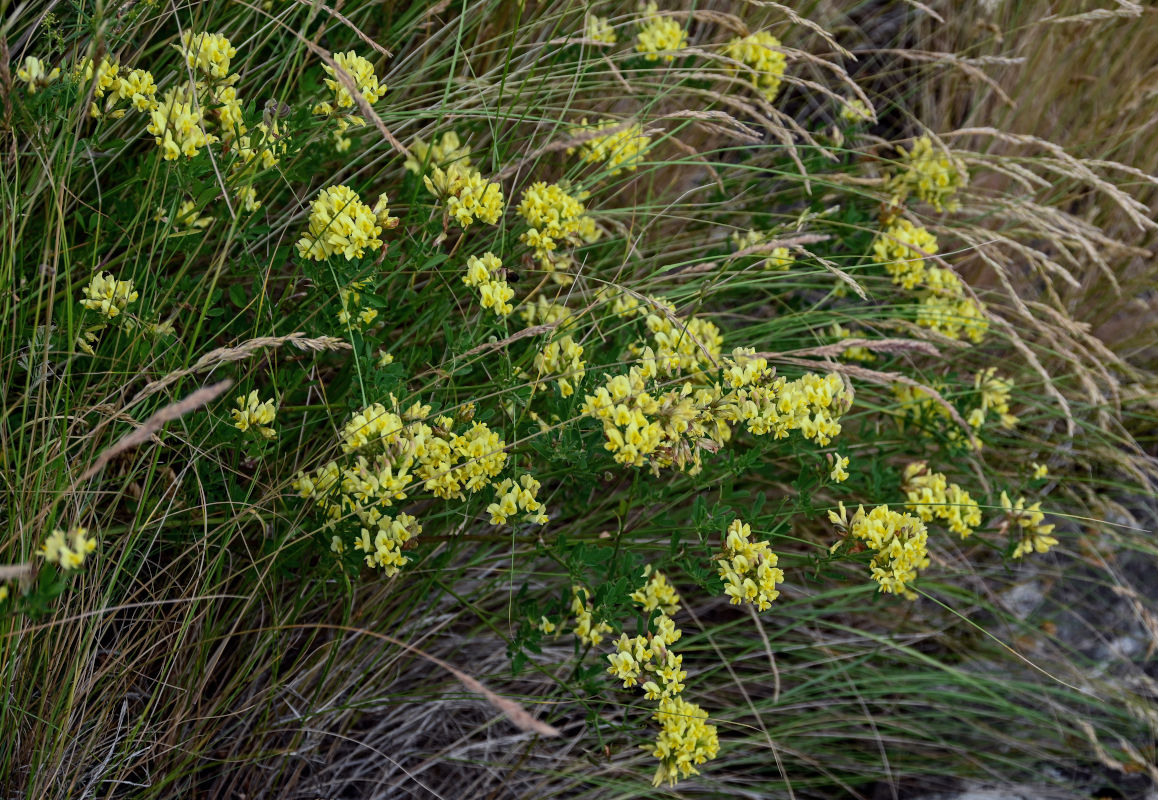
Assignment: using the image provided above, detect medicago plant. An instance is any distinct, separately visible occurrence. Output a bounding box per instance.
[2,0,1156,796]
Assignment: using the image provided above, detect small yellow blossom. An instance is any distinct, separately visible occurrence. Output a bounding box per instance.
[972,368,1018,429]
[0,586,8,603]
[147,85,218,159]
[629,565,681,615]
[585,14,617,44]
[533,334,586,397]
[723,31,788,102]
[337,281,379,329]
[177,32,238,81]
[1002,492,1058,559]
[538,616,557,634]
[1032,463,1049,480]
[830,453,849,482]
[571,586,613,646]
[297,185,384,261]
[404,131,471,174]
[319,50,384,110]
[17,56,60,92]
[730,229,793,271]
[231,390,277,439]
[840,97,873,124]
[635,3,687,62]
[38,526,97,571]
[81,272,138,319]
[486,474,549,526]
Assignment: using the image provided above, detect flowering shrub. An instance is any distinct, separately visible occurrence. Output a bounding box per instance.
[4,2,1156,797]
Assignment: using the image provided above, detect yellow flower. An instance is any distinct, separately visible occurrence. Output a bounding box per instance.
[585,15,617,44]
[716,519,784,611]
[147,85,219,159]
[486,474,548,526]
[635,3,687,62]
[833,504,928,598]
[902,462,982,538]
[873,218,938,290]
[972,368,1018,429]
[516,181,599,282]
[650,695,719,786]
[629,565,681,615]
[830,453,849,482]
[17,56,60,92]
[730,229,792,270]
[571,586,613,646]
[1032,463,1049,480]
[568,118,650,175]
[423,163,504,228]
[723,31,787,102]
[889,135,968,213]
[533,334,586,397]
[320,50,384,110]
[1002,492,1058,558]
[538,616,557,634]
[38,526,97,571]
[176,32,238,81]
[231,390,277,439]
[81,272,138,319]
[296,185,384,261]
[840,97,873,124]
[404,131,471,174]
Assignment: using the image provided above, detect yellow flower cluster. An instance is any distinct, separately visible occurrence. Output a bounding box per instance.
[568,118,651,175]
[516,181,599,282]
[1002,492,1058,559]
[38,526,97,571]
[915,266,989,343]
[16,56,60,92]
[521,295,574,328]
[585,14,617,44]
[486,474,548,526]
[629,565,681,615]
[723,31,788,102]
[650,695,720,787]
[312,50,385,149]
[830,452,850,482]
[351,512,421,573]
[570,585,614,646]
[81,271,139,319]
[607,614,687,696]
[424,163,504,228]
[533,334,586,397]
[970,368,1018,430]
[717,519,784,611]
[147,85,216,160]
[158,200,214,233]
[296,185,384,261]
[830,502,929,598]
[830,324,875,362]
[635,300,723,376]
[177,31,237,81]
[404,131,471,174]
[840,97,873,124]
[873,218,938,290]
[731,229,793,271]
[889,136,968,213]
[635,3,687,62]
[902,462,981,538]
[231,390,277,439]
[337,281,379,329]
[463,252,514,317]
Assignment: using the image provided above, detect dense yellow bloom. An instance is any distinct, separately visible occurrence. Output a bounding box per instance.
[231,390,277,439]
[38,526,97,571]
[517,181,599,282]
[424,163,504,228]
[585,14,617,44]
[568,118,651,175]
[533,335,586,397]
[115,68,158,112]
[17,56,60,92]
[177,32,237,81]
[650,695,720,786]
[1002,492,1058,559]
[731,229,792,270]
[912,266,989,343]
[717,519,784,611]
[723,31,788,102]
[890,135,968,213]
[830,453,850,482]
[1032,463,1049,479]
[629,565,681,615]
[463,252,514,317]
[321,50,384,110]
[296,185,384,261]
[486,474,548,525]
[404,131,471,174]
[831,503,929,598]
[147,85,218,159]
[352,512,420,574]
[81,271,138,319]
[873,218,938,290]
[635,3,687,62]
[902,462,982,538]
[635,302,722,376]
